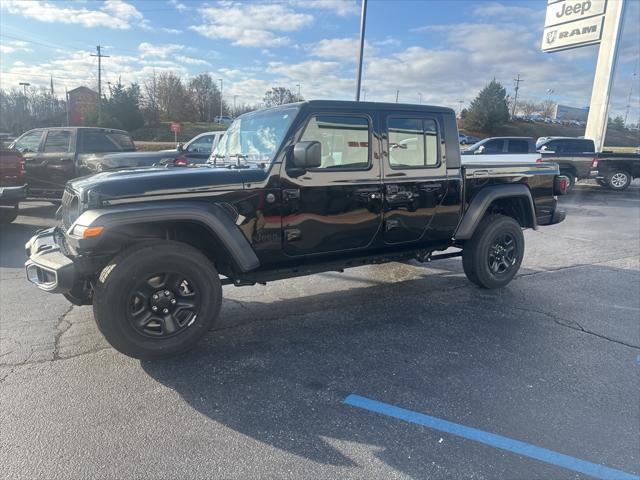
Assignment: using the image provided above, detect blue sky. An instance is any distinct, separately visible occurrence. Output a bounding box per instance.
[0,0,638,122]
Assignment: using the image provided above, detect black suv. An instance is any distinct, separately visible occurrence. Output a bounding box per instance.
[25,101,566,359]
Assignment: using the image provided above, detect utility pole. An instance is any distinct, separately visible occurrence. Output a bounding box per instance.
[395,90,399,103]
[511,74,523,117]
[218,78,223,118]
[90,45,109,122]
[355,0,367,101]
[296,83,301,101]
[418,92,422,104]
[623,68,637,126]
[362,87,367,101]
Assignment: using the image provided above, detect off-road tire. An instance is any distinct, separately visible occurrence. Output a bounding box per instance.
[93,240,222,359]
[604,170,632,191]
[0,206,18,224]
[462,214,524,289]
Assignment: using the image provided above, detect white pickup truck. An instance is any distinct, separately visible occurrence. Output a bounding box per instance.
[461,136,540,164]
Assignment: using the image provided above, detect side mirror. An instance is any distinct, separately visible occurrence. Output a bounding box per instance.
[474,146,485,154]
[291,141,321,169]
[177,143,184,152]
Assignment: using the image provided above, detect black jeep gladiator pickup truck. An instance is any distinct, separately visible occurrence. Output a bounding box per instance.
[25,101,567,359]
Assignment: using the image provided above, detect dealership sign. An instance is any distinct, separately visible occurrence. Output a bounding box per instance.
[542,0,607,52]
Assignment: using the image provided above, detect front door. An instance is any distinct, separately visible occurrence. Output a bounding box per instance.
[30,129,75,196]
[280,113,383,256]
[382,114,449,244]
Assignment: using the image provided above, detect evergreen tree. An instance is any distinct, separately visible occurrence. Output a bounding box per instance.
[466,80,510,133]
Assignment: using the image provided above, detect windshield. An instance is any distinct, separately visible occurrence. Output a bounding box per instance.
[210,107,298,164]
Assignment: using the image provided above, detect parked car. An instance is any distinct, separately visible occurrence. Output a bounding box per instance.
[96,131,225,171]
[458,133,470,144]
[536,137,640,189]
[214,116,233,125]
[25,100,567,359]
[9,127,135,200]
[461,137,539,164]
[0,149,26,223]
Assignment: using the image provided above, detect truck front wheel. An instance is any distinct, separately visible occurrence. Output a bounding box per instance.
[462,215,524,289]
[93,241,222,359]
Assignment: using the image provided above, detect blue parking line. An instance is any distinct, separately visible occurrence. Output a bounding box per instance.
[344,394,639,480]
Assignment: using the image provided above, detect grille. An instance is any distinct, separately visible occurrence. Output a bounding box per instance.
[60,189,80,230]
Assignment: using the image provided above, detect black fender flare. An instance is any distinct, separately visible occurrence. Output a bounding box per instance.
[454,184,536,240]
[70,201,260,272]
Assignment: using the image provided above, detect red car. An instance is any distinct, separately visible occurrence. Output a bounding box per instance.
[0,149,26,223]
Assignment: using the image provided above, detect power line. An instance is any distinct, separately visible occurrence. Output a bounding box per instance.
[512,74,523,117]
[90,45,110,121]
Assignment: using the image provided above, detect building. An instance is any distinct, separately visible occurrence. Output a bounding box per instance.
[67,86,98,126]
[554,104,589,122]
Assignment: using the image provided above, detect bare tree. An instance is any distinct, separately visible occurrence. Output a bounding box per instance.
[263,87,299,108]
[188,74,220,122]
[518,100,540,117]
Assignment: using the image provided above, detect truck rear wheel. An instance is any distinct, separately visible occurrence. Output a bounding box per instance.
[462,214,524,289]
[93,241,222,359]
[604,170,632,191]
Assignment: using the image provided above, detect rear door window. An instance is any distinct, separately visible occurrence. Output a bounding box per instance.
[81,131,135,153]
[507,139,530,153]
[43,130,71,153]
[388,118,439,168]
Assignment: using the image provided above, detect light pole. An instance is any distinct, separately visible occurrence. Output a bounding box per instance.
[219,78,223,118]
[362,87,367,101]
[546,88,554,120]
[19,82,30,116]
[19,82,30,96]
[355,0,367,101]
[395,90,399,103]
[418,92,422,104]
[296,83,301,101]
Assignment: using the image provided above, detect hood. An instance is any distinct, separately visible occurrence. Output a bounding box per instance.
[69,164,245,205]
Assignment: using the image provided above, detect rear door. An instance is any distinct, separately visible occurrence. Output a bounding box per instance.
[183,133,217,162]
[12,130,44,186]
[382,113,449,244]
[29,129,74,196]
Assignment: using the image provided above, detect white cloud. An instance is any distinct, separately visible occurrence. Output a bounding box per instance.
[0,39,33,54]
[167,0,187,12]
[190,2,313,47]
[291,0,359,17]
[162,28,182,35]
[175,55,210,66]
[138,42,185,59]
[1,0,146,30]
[309,38,376,61]
[471,1,542,21]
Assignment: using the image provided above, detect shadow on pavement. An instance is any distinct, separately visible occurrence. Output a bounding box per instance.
[141,263,639,478]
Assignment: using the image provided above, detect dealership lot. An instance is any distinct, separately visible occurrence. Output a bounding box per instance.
[1,183,639,479]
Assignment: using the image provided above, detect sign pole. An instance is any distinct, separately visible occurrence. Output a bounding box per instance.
[585,0,626,151]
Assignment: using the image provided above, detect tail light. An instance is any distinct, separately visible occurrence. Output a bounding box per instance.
[18,158,26,177]
[591,157,598,168]
[174,156,188,167]
[535,157,543,163]
[554,175,569,195]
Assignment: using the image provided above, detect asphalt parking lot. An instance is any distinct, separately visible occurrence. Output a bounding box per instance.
[1,183,639,480]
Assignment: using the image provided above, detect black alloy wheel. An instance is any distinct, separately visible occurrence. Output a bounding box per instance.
[128,272,201,338]
[487,233,517,275]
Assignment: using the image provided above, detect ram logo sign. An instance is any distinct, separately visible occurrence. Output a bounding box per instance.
[542,0,606,52]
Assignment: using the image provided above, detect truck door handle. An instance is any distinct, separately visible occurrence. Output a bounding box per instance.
[473,170,489,178]
[283,189,300,201]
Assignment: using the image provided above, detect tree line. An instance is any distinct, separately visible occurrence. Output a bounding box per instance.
[0,72,302,135]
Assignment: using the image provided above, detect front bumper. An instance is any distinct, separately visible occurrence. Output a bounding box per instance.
[25,228,76,293]
[0,184,26,206]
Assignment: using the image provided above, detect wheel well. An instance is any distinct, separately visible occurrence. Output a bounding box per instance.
[558,164,577,176]
[97,221,239,278]
[486,196,534,228]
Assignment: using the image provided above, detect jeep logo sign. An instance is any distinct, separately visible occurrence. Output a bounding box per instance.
[545,0,606,28]
[542,0,607,52]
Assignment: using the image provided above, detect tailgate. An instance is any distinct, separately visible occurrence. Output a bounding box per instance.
[0,150,25,187]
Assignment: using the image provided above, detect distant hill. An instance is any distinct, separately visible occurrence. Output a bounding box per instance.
[460,120,639,147]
